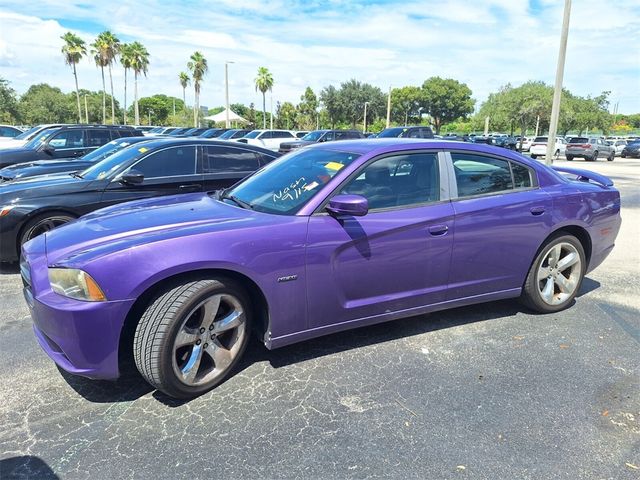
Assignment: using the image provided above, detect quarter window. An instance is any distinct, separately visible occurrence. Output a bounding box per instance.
[340,153,439,210]
[133,146,196,178]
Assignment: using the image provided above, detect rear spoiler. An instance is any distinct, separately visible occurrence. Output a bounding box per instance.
[552,166,614,187]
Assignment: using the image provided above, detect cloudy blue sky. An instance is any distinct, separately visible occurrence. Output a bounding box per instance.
[1,0,639,114]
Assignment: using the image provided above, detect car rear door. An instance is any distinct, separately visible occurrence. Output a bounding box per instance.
[200,145,262,192]
[305,150,454,329]
[445,150,552,300]
[45,129,89,158]
[101,144,203,205]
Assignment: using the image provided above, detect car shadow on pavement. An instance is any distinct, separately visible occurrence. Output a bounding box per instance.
[59,277,602,407]
[0,456,60,479]
[0,262,19,275]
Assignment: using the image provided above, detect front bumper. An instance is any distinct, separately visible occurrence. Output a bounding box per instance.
[22,251,135,379]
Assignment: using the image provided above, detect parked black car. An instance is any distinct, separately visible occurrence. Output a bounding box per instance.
[278,129,365,153]
[376,126,434,139]
[177,128,208,137]
[0,139,279,262]
[0,136,152,181]
[621,141,640,158]
[199,128,230,139]
[217,129,252,140]
[0,125,143,169]
[492,135,518,149]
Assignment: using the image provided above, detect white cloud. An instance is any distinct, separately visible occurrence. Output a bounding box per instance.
[0,0,639,114]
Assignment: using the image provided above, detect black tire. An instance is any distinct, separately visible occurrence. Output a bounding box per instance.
[531,154,537,159]
[587,151,598,161]
[19,212,76,249]
[520,234,586,313]
[133,277,251,398]
[621,153,626,158]
[607,152,614,161]
[566,155,574,161]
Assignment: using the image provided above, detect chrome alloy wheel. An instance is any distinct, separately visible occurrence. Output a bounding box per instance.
[536,242,582,306]
[172,293,246,386]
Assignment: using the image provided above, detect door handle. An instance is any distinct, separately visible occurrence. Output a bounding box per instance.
[178,184,200,192]
[428,224,449,236]
[530,206,546,216]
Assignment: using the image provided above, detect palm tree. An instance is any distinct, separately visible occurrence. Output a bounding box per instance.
[90,34,110,124]
[187,52,208,127]
[179,72,190,108]
[99,31,121,124]
[120,43,133,124]
[61,32,86,123]
[254,67,274,129]
[127,41,150,125]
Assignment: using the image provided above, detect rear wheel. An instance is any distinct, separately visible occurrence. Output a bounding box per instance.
[607,151,614,161]
[19,212,75,248]
[566,155,574,161]
[588,150,598,161]
[521,234,585,313]
[134,278,251,398]
[531,154,537,159]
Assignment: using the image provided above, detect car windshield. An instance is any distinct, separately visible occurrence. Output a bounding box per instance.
[301,131,325,141]
[23,128,57,149]
[80,143,146,180]
[243,131,261,139]
[82,138,147,163]
[377,127,406,138]
[569,137,589,143]
[217,130,238,139]
[14,125,41,140]
[223,148,361,215]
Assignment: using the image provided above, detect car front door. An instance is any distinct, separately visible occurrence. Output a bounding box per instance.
[45,129,89,158]
[445,151,552,300]
[101,145,202,205]
[305,150,454,329]
[200,145,262,192]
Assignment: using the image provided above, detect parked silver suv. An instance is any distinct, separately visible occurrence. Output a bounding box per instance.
[565,137,615,162]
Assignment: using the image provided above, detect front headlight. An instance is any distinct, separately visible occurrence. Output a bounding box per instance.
[48,268,107,302]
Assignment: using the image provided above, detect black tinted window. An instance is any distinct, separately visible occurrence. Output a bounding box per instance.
[48,129,85,148]
[452,153,513,197]
[133,146,196,178]
[202,146,260,173]
[88,129,112,147]
[511,162,532,188]
[341,152,439,209]
[260,131,273,139]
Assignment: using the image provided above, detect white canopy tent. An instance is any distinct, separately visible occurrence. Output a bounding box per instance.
[203,108,249,124]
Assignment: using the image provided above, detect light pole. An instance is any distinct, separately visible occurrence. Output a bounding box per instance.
[386,86,392,128]
[270,91,273,130]
[148,109,153,126]
[225,61,234,128]
[84,94,89,123]
[545,0,572,165]
[363,101,370,134]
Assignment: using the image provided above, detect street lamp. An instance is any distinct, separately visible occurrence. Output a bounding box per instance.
[225,61,235,128]
[148,109,153,126]
[363,101,370,134]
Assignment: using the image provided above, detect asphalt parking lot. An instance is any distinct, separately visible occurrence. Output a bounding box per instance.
[0,157,638,480]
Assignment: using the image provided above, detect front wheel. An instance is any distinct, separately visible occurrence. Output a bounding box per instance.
[531,154,537,159]
[134,278,251,398]
[607,152,614,161]
[566,155,574,161]
[588,151,598,161]
[520,234,585,313]
[20,212,76,248]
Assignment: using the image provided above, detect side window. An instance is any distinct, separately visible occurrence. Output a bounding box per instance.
[511,162,533,188]
[407,129,421,138]
[324,132,336,141]
[202,146,260,172]
[133,146,196,178]
[260,131,273,139]
[48,130,85,148]
[88,129,112,147]
[340,152,439,210]
[452,153,513,197]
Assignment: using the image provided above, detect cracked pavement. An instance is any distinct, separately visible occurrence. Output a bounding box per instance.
[1,158,638,479]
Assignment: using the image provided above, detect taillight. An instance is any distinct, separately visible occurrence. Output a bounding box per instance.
[584,144,591,149]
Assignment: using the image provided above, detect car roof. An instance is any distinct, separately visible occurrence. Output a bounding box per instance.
[128,137,279,155]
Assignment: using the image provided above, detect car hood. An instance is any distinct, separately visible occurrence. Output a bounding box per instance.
[44,193,286,266]
[0,173,93,199]
[0,147,42,163]
[0,159,89,179]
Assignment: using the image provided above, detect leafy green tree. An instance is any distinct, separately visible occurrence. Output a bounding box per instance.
[319,85,341,128]
[0,78,21,123]
[78,89,121,124]
[390,86,423,125]
[178,72,190,108]
[247,102,257,127]
[61,32,87,123]
[296,87,318,130]
[19,84,75,123]
[421,77,474,134]
[120,43,134,124]
[128,41,150,125]
[187,52,207,128]
[130,94,183,125]
[278,101,296,129]
[254,67,274,129]
[91,34,110,123]
[337,79,385,129]
[96,31,121,124]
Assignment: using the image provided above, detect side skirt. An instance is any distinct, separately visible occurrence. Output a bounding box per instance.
[266,288,522,349]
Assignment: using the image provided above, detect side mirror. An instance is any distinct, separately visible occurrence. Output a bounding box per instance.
[120,169,144,185]
[42,145,55,155]
[326,194,368,217]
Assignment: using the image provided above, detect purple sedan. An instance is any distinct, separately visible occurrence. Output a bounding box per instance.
[21,139,621,398]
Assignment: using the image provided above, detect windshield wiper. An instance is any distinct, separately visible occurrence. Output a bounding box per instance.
[218,190,253,210]
[69,172,83,179]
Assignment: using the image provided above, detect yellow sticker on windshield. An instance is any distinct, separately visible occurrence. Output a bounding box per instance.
[138,147,148,153]
[325,162,344,171]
